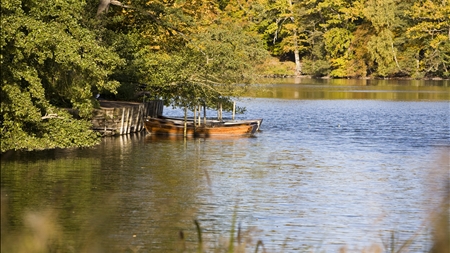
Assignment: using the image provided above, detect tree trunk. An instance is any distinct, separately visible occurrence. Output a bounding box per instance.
[293,29,302,76]
[288,0,302,76]
[97,0,130,17]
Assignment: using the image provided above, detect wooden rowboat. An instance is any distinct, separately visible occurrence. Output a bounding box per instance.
[158,115,263,131]
[144,117,259,137]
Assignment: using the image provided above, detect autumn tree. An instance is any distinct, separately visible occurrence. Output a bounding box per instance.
[294,0,349,76]
[363,0,403,76]
[407,0,450,77]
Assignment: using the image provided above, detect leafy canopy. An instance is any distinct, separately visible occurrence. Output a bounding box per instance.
[1,0,122,152]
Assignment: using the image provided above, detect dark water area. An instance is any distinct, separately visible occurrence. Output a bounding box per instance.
[1,79,449,252]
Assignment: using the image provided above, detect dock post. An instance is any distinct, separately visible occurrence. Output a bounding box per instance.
[218,102,223,121]
[232,101,235,120]
[193,106,197,126]
[197,105,201,126]
[120,108,125,135]
[184,107,187,137]
[203,105,206,125]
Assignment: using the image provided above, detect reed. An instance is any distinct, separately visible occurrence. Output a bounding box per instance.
[186,215,266,253]
[1,201,448,253]
[194,220,203,253]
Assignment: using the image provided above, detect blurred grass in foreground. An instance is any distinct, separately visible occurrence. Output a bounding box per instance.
[1,151,448,253]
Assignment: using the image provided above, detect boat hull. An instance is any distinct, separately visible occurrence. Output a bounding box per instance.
[144,117,258,137]
[158,116,263,131]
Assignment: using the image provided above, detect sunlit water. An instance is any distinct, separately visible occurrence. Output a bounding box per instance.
[1,79,449,252]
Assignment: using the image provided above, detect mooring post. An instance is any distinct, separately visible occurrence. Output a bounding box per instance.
[203,105,206,125]
[193,106,197,126]
[193,105,198,131]
[184,107,188,137]
[197,105,201,126]
[232,101,236,120]
[120,108,125,135]
[218,102,222,121]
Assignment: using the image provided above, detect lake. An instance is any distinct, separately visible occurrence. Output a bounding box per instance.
[1,78,449,252]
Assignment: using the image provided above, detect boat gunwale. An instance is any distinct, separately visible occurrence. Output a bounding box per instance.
[144,117,259,137]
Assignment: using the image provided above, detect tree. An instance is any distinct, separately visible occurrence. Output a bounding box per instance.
[323,28,354,77]
[286,0,302,75]
[259,0,303,75]
[363,0,406,76]
[294,0,344,76]
[222,0,304,75]
[135,19,268,112]
[1,0,123,152]
[407,0,450,77]
[107,0,268,111]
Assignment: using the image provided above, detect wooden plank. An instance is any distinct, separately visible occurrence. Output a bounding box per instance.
[91,100,163,136]
[119,108,125,135]
[127,107,132,133]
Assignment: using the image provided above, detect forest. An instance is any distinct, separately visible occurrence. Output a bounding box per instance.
[1,0,449,152]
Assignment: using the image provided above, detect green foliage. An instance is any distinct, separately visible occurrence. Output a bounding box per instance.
[0,107,101,152]
[302,59,331,77]
[136,19,268,111]
[324,28,354,77]
[347,24,373,77]
[367,29,398,77]
[280,0,448,78]
[406,0,450,77]
[324,28,353,59]
[364,0,398,32]
[329,57,350,78]
[256,57,297,77]
[1,0,121,151]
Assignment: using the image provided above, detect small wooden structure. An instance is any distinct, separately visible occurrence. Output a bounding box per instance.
[91,100,163,136]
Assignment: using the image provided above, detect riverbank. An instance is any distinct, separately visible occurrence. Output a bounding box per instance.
[261,74,450,81]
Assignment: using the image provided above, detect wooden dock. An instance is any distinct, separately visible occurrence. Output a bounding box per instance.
[91,100,163,136]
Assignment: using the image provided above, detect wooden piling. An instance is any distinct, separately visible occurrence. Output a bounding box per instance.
[203,106,206,125]
[91,100,163,136]
[183,107,188,137]
[232,101,236,120]
[218,102,223,121]
[197,105,201,126]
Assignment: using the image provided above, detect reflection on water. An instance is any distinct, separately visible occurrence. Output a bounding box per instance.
[258,77,450,86]
[249,78,450,100]
[1,80,449,252]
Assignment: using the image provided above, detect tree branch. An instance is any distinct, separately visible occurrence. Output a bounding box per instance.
[97,0,132,17]
[41,114,64,120]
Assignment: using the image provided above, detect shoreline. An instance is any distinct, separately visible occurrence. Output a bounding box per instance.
[259,74,449,81]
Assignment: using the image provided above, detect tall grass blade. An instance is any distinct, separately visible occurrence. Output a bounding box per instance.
[391,230,395,253]
[178,230,186,253]
[228,208,237,253]
[237,222,242,245]
[254,240,265,253]
[194,220,203,253]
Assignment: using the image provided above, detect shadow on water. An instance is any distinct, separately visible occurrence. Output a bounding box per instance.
[1,133,222,252]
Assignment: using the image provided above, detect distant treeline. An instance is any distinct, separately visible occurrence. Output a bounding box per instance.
[229,0,449,79]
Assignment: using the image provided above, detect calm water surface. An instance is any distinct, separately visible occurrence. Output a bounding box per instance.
[1,79,449,252]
